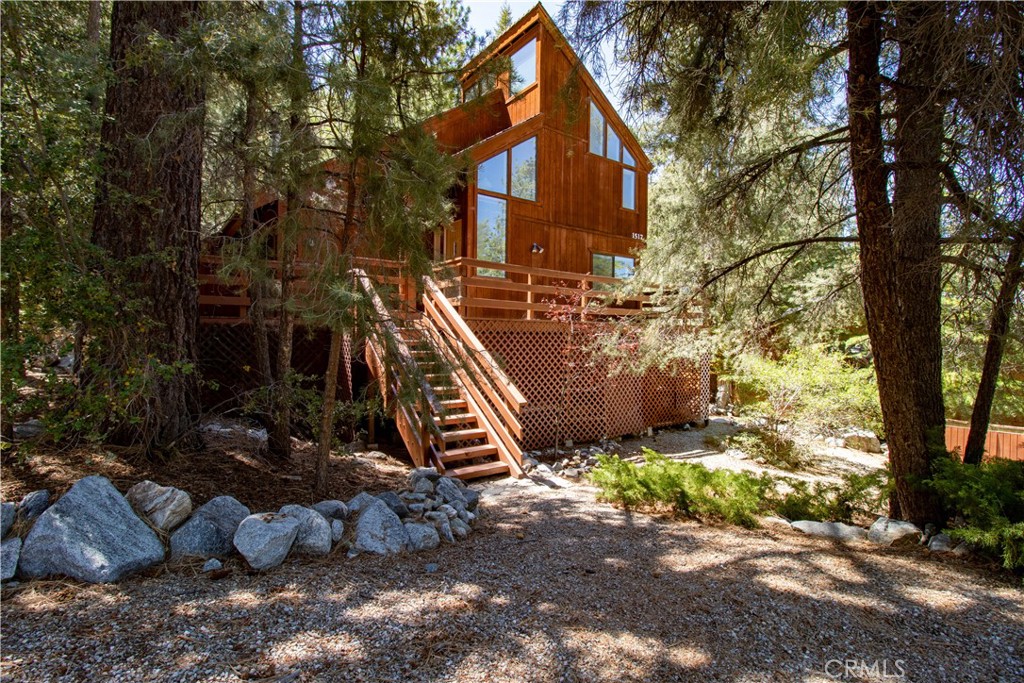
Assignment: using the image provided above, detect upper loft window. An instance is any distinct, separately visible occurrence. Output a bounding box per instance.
[477,136,537,201]
[465,72,496,101]
[622,169,636,210]
[589,99,637,168]
[509,38,537,95]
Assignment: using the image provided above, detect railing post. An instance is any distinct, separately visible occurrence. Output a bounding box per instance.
[526,272,534,320]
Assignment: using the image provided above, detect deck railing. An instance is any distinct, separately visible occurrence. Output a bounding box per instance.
[435,257,666,320]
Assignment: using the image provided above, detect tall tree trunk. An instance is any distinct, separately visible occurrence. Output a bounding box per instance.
[963,235,1024,465]
[1,190,19,442]
[268,0,307,461]
[89,1,205,454]
[239,81,274,388]
[316,329,344,495]
[847,1,946,527]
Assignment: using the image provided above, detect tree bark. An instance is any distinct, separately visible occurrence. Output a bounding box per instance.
[847,1,946,527]
[963,234,1024,465]
[315,329,344,496]
[268,0,307,461]
[238,81,275,389]
[89,1,205,454]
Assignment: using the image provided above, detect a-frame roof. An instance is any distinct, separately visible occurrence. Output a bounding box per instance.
[459,2,651,171]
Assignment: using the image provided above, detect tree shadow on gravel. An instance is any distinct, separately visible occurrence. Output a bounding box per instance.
[2,481,1023,683]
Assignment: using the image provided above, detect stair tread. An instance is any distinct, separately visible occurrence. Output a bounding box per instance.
[440,443,498,462]
[434,412,477,426]
[442,427,487,442]
[447,461,509,480]
[440,399,468,409]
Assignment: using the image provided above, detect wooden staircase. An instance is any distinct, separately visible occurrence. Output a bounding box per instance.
[354,269,527,481]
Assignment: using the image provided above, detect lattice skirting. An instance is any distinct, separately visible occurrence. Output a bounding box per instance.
[469,320,710,451]
[198,323,361,411]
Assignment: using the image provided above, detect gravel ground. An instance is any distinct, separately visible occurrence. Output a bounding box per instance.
[2,477,1022,683]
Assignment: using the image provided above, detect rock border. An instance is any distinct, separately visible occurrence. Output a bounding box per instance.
[1,467,480,585]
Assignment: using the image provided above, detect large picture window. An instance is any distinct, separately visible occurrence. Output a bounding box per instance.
[510,137,537,200]
[476,195,507,277]
[509,39,537,95]
[475,135,539,276]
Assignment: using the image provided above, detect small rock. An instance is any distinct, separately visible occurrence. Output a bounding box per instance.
[952,541,972,557]
[331,519,344,543]
[928,533,954,553]
[450,517,471,539]
[18,490,50,521]
[404,522,440,551]
[233,513,300,570]
[13,419,45,440]
[425,511,455,543]
[413,478,435,494]
[311,500,348,521]
[279,505,332,556]
[126,481,192,532]
[170,496,250,560]
[438,504,458,520]
[353,500,409,555]
[425,562,438,573]
[1,502,15,539]
[435,477,467,506]
[840,428,882,454]
[563,468,581,479]
[19,476,165,583]
[523,457,539,472]
[409,467,440,488]
[2,537,21,581]
[400,492,428,503]
[407,503,427,516]
[551,461,564,473]
[867,517,922,547]
[376,492,409,519]
[462,489,480,512]
[791,520,869,542]
[202,558,223,573]
[762,516,792,528]
[534,464,553,475]
[346,492,378,515]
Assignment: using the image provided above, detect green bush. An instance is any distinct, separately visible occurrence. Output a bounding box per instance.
[591,449,891,529]
[769,471,890,524]
[733,346,883,436]
[927,457,1024,570]
[727,429,808,471]
[590,449,772,528]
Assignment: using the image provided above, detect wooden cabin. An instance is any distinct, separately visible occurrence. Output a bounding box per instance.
[198,3,709,480]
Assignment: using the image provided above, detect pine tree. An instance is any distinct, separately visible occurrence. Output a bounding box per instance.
[87,1,206,454]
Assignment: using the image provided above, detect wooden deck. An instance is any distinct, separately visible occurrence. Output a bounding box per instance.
[196,255,709,469]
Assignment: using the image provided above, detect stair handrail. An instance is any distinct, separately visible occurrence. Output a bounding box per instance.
[352,269,444,439]
[423,276,526,411]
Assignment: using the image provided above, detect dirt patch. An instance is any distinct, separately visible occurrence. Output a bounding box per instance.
[1,423,413,511]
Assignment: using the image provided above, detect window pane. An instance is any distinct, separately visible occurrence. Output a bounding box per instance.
[510,39,536,95]
[476,195,507,277]
[622,168,636,210]
[510,137,537,201]
[622,146,635,167]
[592,253,614,278]
[478,151,507,194]
[613,256,635,279]
[589,101,605,156]
[606,126,621,162]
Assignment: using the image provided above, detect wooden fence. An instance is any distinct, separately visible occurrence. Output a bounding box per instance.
[945,421,1024,462]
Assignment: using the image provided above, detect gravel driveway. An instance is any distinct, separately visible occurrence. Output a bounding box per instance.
[2,478,1022,683]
